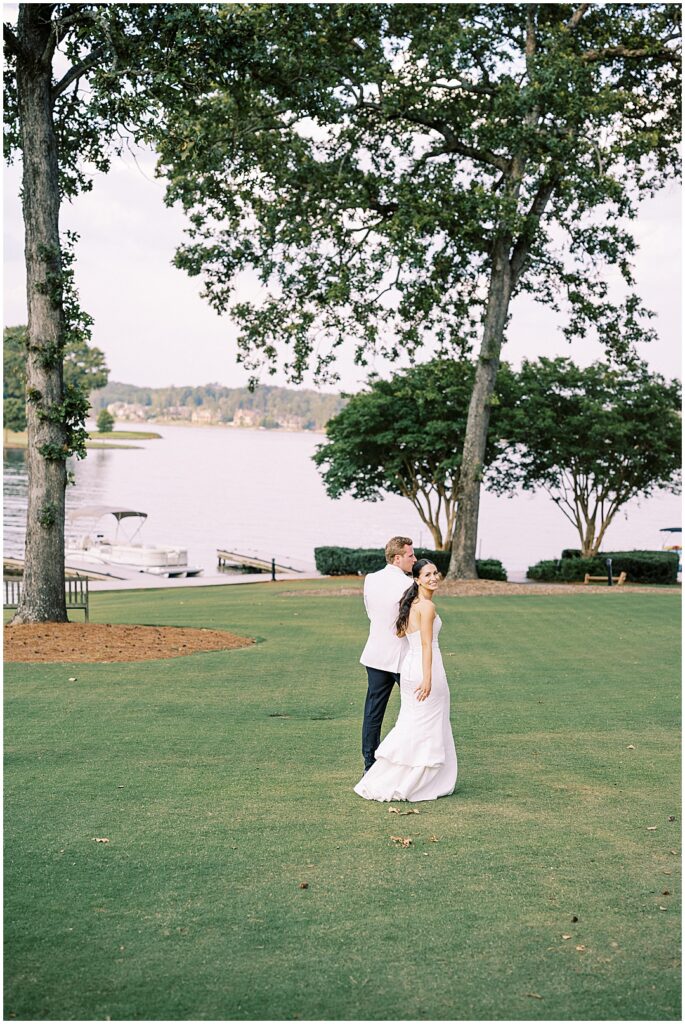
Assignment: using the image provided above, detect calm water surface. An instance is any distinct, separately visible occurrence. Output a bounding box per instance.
[4,423,681,578]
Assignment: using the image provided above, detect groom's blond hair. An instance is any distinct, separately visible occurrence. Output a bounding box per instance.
[385,536,413,563]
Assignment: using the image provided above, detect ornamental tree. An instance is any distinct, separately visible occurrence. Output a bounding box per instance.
[492,357,682,556]
[313,358,515,549]
[96,408,114,434]
[157,2,681,578]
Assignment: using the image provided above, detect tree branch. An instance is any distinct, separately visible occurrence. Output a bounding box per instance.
[581,44,680,65]
[509,172,560,284]
[436,134,509,174]
[546,487,582,533]
[358,100,509,172]
[525,6,536,66]
[52,44,108,101]
[567,4,591,30]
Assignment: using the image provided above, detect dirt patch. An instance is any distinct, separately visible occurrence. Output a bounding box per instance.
[280,577,679,598]
[4,622,255,663]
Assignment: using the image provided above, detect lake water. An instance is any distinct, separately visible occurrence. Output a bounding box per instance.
[3,422,681,579]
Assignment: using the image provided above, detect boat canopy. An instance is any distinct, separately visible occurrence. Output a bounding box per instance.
[659,527,682,533]
[69,506,148,521]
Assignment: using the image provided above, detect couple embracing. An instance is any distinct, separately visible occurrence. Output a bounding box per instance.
[354,536,458,803]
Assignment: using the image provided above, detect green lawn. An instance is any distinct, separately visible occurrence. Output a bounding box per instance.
[4,583,681,1020]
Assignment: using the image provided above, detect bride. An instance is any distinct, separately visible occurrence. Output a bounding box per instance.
[354,559,458,802]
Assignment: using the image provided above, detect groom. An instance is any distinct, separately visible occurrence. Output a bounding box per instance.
[360,536,416,772]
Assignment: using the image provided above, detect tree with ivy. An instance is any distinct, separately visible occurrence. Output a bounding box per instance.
[491,357,682,556]
[313,359,515,549]
[3,323,108,435]
[2,3,254,621]
[156,2,680,578]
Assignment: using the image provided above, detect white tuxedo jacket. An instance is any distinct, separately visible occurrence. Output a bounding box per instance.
[360,563,411,672]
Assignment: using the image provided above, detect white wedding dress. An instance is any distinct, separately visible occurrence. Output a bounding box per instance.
[354,615,458,802]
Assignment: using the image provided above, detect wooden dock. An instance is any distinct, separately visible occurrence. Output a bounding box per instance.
[3,556,114,582]
[217,549,304,575]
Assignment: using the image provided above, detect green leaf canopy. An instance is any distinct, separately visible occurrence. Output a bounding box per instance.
[493,357,682,555]
[313,358,515,548]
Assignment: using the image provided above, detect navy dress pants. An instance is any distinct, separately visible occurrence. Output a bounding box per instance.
[362,666,400,771]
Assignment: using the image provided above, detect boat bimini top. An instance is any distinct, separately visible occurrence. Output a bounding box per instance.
[68,506,149,544]
[69,506,148,522]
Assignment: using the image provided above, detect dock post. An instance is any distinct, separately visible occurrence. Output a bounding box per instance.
[271,557,276,582]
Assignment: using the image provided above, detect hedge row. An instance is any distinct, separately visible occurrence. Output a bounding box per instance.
[314,546,507,581]
[527,550,679,585]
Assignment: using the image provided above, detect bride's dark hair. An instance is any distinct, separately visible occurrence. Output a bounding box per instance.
[396,559,435,636]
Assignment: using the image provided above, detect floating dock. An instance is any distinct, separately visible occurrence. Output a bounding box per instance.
[4,556,117,582]
[217,549,304,575]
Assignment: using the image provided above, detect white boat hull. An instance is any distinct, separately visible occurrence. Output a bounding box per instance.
[65,543,203,578]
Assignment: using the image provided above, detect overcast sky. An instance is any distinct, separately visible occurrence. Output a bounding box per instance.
[3,75,681,394]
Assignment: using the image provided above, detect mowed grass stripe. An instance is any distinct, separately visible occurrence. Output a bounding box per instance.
[5,584,680,1020]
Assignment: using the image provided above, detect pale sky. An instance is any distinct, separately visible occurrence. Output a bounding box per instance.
[3,67,681,393]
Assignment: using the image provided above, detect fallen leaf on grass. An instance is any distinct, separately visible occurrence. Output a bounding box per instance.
[662,889,671,896]
[668,815,676,822]
[562,934,572,940]
[390,836,412,848]
[626,744,635,750]
[659,905,668,911]
[524,993,543,1000]
[299,882,309,889]
[388,807,419,815]
[647,826,658,831]
[575,945,586,952]
[92,837,109,843]
[68,677,77,682]
[429,835,440,843]
[571,915,579,922]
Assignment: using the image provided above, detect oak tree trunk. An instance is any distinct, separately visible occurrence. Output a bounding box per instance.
[10,4,68,623]
[448,240,512,579]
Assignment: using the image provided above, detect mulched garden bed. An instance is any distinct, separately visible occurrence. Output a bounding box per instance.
[4,622,255,663]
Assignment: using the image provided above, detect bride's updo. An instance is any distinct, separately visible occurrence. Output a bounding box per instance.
[396,559,435,636]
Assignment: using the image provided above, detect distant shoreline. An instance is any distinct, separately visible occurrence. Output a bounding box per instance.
[120,419,326,434]
[3,423,326,453]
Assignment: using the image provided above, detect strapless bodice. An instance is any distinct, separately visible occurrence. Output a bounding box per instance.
[405,614,442,648]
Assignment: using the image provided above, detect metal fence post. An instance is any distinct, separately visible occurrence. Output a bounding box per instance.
[271,557,276,582]
[606,557,613,586]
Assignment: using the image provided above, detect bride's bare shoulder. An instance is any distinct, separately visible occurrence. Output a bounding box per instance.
[418,600,437,621]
